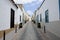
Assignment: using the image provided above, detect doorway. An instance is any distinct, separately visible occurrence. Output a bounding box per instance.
[45,9,49,23]
[10,8,15,28]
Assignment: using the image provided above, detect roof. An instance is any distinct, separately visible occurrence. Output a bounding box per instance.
[10,0,18,8]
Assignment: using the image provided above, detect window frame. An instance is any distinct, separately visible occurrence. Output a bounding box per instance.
[45,9,49,23]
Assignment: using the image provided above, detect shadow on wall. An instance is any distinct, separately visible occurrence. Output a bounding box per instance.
[45,21,60,38]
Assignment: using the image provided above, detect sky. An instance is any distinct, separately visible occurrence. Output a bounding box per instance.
[14,0,43,16]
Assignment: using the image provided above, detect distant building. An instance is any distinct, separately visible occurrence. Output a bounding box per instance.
[24,13,30,22]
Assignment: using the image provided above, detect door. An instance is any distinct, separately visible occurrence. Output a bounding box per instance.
[10,8,15,28]
[45,10,49,23]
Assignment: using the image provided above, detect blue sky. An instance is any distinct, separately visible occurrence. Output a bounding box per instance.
[14,0,43,16]
[23,1,43,16]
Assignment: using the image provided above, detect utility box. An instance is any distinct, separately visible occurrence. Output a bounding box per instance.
[37,23,41,28]
[33,21,36,23]
[19,23,22,29]
[25,21,27,23]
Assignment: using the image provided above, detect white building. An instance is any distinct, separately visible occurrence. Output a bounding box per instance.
[17,4,30,25]
[35,0,60,38]
[24,13,30,22]
[0,0,18,31]
[17,4,27,24]
[15,4,23,24]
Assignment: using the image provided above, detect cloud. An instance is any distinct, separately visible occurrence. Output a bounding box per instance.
[36,0,42,4]
[29,0,43,7]
[14,0,36,4]
[27,10,33,16]
[14,0,43,4]
[24,0,43,13]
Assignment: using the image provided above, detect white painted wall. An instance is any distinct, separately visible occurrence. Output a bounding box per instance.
[36,0,60,37]
[45,21,60,37]
[38,0,59,22]
[0,0,17,31]
[15,8,23,24]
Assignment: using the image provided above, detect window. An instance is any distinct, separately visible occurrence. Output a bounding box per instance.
[20,16,21,21]
[10,8,15,28]
[59,0,60,19]
[45,9,49,23]
[37,15,39,23]
[40,14,42,22]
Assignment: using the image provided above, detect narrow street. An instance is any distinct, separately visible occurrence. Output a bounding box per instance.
[19,21,43,40]
[0,0,60,40]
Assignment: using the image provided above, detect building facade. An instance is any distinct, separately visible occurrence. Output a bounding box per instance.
[34,0,60,38]
[0,0,18,31]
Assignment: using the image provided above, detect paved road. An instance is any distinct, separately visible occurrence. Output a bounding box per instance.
[20,21,43,40]
[13,21,60,40]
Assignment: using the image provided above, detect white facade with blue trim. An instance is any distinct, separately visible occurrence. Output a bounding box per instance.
[35,0,60,38]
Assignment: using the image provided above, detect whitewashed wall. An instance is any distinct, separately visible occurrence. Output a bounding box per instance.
[38,0,59,22]
[0,0,17,31]
[15,8,23,24]
[36,0,60,37]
